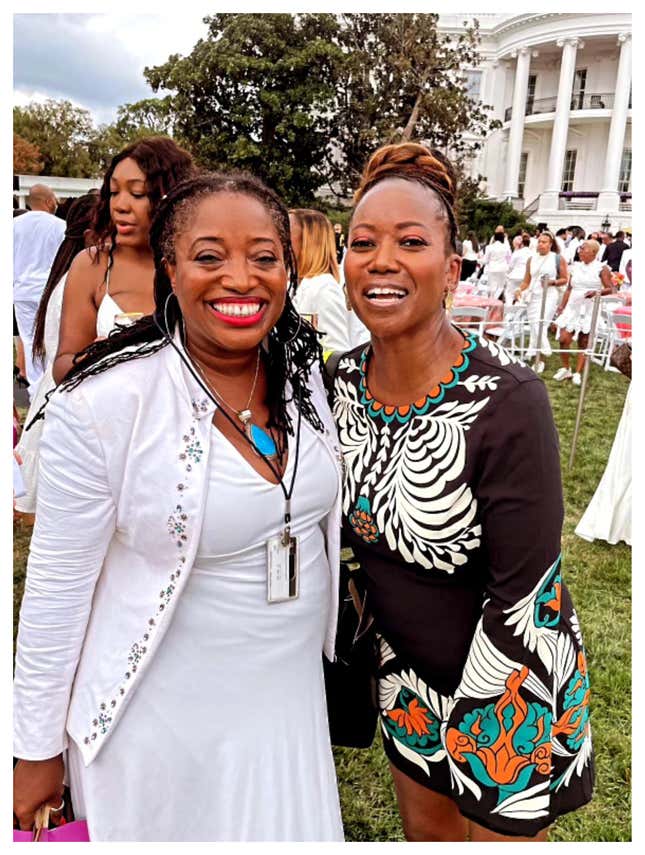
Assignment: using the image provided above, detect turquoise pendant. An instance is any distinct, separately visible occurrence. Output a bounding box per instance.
[247,423,278,459]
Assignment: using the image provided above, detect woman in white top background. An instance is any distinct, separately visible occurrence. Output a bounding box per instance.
[515,230,569,371]
[504,233,532,305]
[14,194,99,517]
[482,232,511,299]
[289,208,352,353]
[460,230,480,280]
[52,137,195,384]
[553,239,614,385]
[13,171,344,842]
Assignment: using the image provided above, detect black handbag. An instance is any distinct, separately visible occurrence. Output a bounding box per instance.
[323,550,378,748]
[322,350,378,749]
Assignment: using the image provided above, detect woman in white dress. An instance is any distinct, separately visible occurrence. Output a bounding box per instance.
[515,231,569,371]
[553,239,614,385]
[482,232,511,299]
[53,137,194,385]
[576,382,631,546]
[289,208,352,353]
[504,233,531,305]
[13,172,345,842]
[15,194,99,516]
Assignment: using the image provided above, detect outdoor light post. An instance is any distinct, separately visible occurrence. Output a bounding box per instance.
[601,214,611,232]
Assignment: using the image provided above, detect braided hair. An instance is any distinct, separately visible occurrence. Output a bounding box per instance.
[60,171,325,437]
[353,142,459,252]
[32,193,100,364]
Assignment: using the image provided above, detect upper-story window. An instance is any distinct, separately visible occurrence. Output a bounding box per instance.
[618,149,632,193]
[525,74,537,115]
[465,70,483,102]
[571,69,587,110]
[561,150,577,192]
[518,152,529,199]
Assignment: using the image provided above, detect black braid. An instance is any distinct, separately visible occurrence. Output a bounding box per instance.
[59,171,325,436]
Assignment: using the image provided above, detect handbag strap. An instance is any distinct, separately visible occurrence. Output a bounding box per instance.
[33,804,51,842]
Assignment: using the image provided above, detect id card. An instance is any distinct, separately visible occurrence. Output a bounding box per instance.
[267,534,299,603]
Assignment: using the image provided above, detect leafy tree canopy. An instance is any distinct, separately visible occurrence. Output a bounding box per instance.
[144,13,344,204]
[13,100,96,177]
[13,133,43,174]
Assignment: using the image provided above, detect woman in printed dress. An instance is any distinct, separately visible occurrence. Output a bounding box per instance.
[332,142,594,841]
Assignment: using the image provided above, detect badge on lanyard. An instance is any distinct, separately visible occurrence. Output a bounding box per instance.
[267,531,299,603]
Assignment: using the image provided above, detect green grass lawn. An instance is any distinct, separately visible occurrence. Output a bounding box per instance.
[13,348,631,842]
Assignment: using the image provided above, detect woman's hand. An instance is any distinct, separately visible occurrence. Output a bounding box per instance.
[13,755,65,831]
[584,290,597,299]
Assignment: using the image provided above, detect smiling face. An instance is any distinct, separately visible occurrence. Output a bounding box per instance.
[165,192,288,357]
[344,178,461,340]
[109,157,152,248]
[578,241,598,264]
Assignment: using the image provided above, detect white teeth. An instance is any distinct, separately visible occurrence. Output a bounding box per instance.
[366,287,407,298]
[212,302,261,317]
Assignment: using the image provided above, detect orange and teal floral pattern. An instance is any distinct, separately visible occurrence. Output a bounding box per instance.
[349,495,380,544]
[446,667,552,805]
[553,651,591,753]
[359,334,478,424]
[382,687,443,759]
[534,556,562,629]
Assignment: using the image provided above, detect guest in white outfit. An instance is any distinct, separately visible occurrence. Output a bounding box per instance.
[52,137,194,385]
[13,184,65,399]
[504,233,532,305]
[482,232,511,299]
[14,194,100,517]
[13,172,345,842]
[553,240,614,385]
[576,382,631,546]
[515,231,568,371]
[289,208,352,353]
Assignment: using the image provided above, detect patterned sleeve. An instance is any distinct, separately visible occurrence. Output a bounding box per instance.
[443,378,592,836]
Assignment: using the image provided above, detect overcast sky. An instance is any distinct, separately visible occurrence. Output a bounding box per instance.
[13,11,212,125]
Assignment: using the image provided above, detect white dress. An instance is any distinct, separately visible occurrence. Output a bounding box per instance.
[16,268,126,513]
[66,415,344,842]
[576,383,631,546]
[556,259,607,337]
[524,251,559,357]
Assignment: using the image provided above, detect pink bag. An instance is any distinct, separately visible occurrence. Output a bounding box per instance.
[13,804,90,842]
[13,821,90,842]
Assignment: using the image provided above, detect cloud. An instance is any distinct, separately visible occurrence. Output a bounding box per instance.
[13,14,154,118]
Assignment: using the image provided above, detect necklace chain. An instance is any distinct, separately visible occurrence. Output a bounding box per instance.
[187,347,260,424]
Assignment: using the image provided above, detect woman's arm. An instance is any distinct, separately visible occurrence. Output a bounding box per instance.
[14,386,117,762]
[551,255,569,287]
[52,250,103,385]
[445,379,571,837]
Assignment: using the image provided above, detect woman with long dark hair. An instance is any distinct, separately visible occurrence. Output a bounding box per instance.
[14,193,99,516]
[52,136,194,384]
[13,172,345,841]
[331,142,593,841]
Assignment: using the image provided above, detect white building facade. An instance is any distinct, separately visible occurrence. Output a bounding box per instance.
[440,13,632,232]
[15,174,102,209]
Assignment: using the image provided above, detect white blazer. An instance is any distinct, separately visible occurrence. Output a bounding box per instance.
[13,332,342,767]
[292,274,352,352]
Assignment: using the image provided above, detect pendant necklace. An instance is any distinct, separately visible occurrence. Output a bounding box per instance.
[187,348,279,461]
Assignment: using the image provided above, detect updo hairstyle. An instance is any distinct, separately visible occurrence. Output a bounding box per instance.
[353,142,459,252]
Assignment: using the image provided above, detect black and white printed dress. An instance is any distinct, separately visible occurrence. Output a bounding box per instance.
[332,332,594,837]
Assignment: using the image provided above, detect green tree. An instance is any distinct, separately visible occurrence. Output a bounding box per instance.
[144,13,344,204]
[325,14,501,198]
[13,99,96,177]
[87,98,176,174]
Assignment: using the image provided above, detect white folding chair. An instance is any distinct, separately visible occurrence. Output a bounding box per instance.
[485,304,528,356]
[449,305,488,337]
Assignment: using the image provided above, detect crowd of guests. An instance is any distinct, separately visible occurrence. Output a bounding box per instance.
[13,135,600,842]
[459,222,632,379]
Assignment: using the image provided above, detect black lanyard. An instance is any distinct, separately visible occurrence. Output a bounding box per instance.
[166,333,303,543]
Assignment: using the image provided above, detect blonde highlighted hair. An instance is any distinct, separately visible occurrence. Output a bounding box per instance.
[289,208,340,283]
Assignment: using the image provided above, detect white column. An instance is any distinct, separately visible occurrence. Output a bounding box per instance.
[540,38,583,212]
[597,33,632,212]
[502,47,532,200]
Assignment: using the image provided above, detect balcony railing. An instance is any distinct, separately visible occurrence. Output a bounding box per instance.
[505,92,617,122]
[557,192,632,211]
